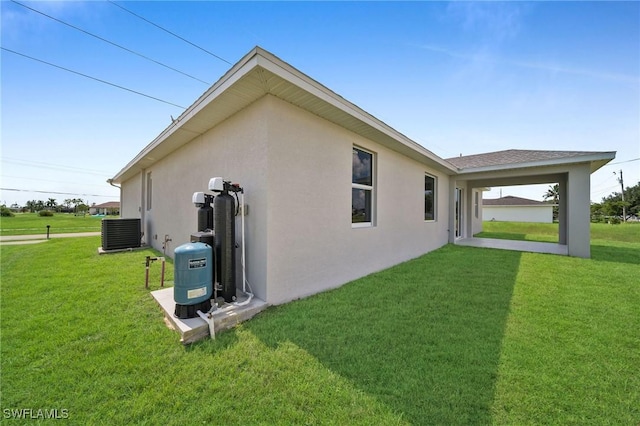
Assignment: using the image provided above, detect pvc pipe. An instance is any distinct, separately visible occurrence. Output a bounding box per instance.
[241,192,246,294]
[234,191,254,307]
[196,310,215,340]
[234,292,253,307]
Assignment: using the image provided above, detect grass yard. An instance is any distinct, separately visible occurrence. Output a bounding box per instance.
[0,213,104,236]
[1,226,638,424]
[476,220,640,244]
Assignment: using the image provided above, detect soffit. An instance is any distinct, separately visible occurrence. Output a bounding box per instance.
[112,48,456,183]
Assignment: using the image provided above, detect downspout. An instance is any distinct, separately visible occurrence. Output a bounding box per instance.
[107,179,121,216]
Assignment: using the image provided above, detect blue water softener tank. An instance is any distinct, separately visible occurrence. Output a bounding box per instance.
[173,242,213,319]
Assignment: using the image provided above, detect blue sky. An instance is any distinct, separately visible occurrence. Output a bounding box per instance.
[1,1,638,208]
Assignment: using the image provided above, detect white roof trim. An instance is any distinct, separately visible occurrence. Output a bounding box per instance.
[112,47,456,183]
[455,151,616,174]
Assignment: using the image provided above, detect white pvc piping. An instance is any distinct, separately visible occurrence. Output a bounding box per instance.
[196,310,215,340]
[234,191,254,307]
[241,191,246,294]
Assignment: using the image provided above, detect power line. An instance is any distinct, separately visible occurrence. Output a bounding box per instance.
[604,157,640,166]
[1,47,187,109]
[10,0,210,86]
[1,188,116,198]
[2,157,113,177]
[107,0,232,65]
[2,175,110,188]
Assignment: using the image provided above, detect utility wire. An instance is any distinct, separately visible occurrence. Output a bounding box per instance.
[107,0,232,65]
[2,157,113,175]
[2,175,110,188]
[1,47,187,109]
[10,0,210,86]
[1,188,115,198]
[604,157,640,166]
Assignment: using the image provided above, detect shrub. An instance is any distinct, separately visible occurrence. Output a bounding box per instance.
[608,217,621,225]
[1,206,15,217]
[38,210,54,217]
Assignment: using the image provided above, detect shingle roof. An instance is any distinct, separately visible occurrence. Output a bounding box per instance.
[483,196,549,206]
[92,201,120,208]
[446,149,611,170]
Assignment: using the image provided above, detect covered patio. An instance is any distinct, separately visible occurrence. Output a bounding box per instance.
[455,237,569,256]
[446,150,616,258]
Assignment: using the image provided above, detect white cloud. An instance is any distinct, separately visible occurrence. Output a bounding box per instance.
[417,43,639,85]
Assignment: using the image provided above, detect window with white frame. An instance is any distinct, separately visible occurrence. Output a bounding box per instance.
[424,174,436,221]
[352,147,374,226]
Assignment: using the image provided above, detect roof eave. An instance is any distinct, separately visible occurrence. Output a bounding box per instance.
[112,48,264,183]
[455,151,616,175]
[112,47,457,184]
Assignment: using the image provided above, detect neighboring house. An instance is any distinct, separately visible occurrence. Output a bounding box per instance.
[483,196,555,223]
[111,47,615,306]
[90,201,120,216]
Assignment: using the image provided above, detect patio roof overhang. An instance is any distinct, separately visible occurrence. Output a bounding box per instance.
[447,149,616,258]
[447,149,615,179]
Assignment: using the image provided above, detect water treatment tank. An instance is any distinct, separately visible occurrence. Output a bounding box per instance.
[173,242,212,319]
[214,191,236,303]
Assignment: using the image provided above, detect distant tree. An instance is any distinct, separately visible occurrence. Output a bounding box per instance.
[543,184,560,222]
[77,203,89,216]
[45,198,58,211]
[624,183,640,216]
[25,200,34,212]
[597,182,639,220]
[543,184,560,204]
[63,199,74,212]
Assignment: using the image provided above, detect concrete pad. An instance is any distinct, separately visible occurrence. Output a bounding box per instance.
[151,287,268,344]
[456,237,568,256]
[98,245,148,255]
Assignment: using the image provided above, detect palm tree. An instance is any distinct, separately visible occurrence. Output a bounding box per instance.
[543,184,559,203]
[544,184,560,222]
[26,200,36,213]
[46,198,58,211]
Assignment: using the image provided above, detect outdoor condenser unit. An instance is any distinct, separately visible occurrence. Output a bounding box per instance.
[101,218,142,251]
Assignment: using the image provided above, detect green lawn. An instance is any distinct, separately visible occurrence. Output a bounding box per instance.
[1,227,638,424]
[0,213,104,236]
[476,220,640,244]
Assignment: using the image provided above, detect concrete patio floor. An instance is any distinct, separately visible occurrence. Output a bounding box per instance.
[455,237,568,256]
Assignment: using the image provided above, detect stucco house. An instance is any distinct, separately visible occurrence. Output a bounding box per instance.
[483,196,555,223]
[111,47,615,306]
[90,201,120,216]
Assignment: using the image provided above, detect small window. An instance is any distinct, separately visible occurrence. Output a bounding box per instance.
[146,172,153,211]
[424,174,436,221]
[352,147,374,226]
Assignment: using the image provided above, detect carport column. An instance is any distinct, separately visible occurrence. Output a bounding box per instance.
[558,175,567,245]
[566,165,591,258]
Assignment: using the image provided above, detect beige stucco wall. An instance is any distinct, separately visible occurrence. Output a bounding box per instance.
[120,97,270,300]
[120,94,451,305]
[121,171,142,220]
[263,96,450,305]
[483,205,553,223]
